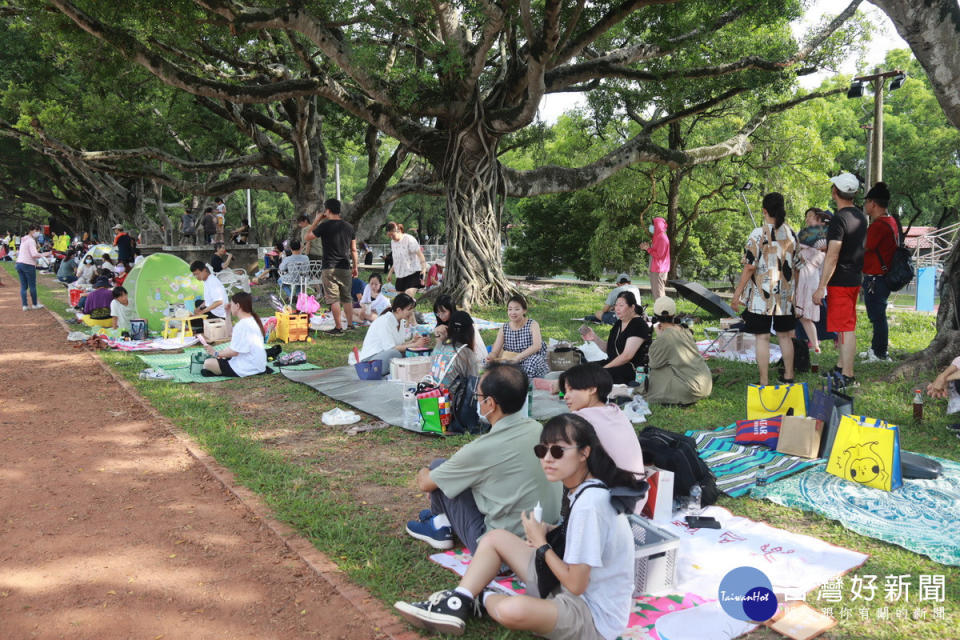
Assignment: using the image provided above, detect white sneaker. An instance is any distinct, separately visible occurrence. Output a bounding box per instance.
[859,348,879,362]
[32,303,44,310]
[22,305,28,311]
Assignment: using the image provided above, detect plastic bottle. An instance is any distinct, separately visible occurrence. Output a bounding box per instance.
[913,389,924,421]
[403,390,419,430]
[688,484,702,513]
[635,366,648,389]
[756,464,768,487]
[533,501,543,523]
[526,382,534,417]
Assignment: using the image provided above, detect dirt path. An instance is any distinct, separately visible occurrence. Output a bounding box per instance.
[0,278,390,640]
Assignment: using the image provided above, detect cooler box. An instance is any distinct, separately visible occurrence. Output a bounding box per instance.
[203,317,231,342]
[391,356,433,382]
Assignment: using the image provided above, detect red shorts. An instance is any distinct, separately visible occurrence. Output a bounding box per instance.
[826,285,860,333]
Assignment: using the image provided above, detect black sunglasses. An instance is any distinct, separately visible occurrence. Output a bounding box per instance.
[533,444,580,459]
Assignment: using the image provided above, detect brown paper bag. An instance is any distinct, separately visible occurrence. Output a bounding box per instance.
[776,416,822,458]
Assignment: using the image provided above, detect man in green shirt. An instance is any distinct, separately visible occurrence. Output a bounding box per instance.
[406,363,562,553]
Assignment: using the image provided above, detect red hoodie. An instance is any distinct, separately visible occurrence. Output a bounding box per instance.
[646,217,670,273]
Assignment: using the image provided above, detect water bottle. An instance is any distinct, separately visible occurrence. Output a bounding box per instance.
[403,390,419,430]
[688,484,702,513]
[533,501,543,523]
[913,389,924,421]
[635,366,648,389]
[526,383,534,417]
[756,464,768,487]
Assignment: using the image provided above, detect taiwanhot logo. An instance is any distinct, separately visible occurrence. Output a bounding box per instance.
[718,566,779,622]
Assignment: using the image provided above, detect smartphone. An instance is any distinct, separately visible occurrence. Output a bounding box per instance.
[685,515,721,529]
[578,324,591,336]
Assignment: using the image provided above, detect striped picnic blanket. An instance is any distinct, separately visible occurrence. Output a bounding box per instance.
[685,425,821,497]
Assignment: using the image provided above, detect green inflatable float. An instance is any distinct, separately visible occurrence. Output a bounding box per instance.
[124,253,204,330]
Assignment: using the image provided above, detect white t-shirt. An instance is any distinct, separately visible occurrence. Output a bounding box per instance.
[390,233,421,278]
[358,311,404,360]
[360,284,390,315]
[228,316,267,377]
[203,274,227,318]
[110,299,132,331]
[563,482,635,640]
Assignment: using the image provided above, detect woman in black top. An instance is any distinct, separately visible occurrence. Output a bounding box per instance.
[581,290,650,384]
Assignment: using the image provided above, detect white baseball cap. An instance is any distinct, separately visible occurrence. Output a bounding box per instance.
[829,173,860,193]
[653,296,677,318]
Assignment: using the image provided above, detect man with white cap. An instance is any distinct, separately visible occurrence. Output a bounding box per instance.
[585,273,641,324]
[813,172,868,386]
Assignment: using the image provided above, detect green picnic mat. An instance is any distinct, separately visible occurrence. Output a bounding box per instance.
[136,347,318,383]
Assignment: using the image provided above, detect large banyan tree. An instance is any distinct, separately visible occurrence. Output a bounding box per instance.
[40,0,864,305]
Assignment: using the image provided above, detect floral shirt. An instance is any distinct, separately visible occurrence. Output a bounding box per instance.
[741,223,798,316]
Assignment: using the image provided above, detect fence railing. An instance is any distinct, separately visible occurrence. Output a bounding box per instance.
[914,221,959,269]
[364,243,447,263]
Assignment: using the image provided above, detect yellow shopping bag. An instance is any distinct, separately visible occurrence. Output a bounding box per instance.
[825,415,903,491]
[746,383,808,420]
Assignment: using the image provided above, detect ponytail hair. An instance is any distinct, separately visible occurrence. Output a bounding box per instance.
[391,292,416,312]
[386,221,404,234]
[762,192,787,229]
[231,291,265,337]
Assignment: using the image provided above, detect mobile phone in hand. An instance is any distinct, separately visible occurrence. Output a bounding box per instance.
[578,324,591,336]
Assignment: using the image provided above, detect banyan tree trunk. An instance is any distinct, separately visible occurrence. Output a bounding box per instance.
[892,238,960,377]
[440,115,514,309]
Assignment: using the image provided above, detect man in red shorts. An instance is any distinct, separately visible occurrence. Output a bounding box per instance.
[814,173,868,386]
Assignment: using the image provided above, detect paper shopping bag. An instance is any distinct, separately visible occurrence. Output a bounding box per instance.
[810,389,854,458]
[776,416,822,458]
[641,466,674,523]
[747,383,809,420]
[826,415,903,491]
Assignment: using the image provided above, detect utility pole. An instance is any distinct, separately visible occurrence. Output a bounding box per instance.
[851,69,904,188]
[860,124,873,188]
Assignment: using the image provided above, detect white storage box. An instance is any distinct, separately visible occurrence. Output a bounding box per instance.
[628,514,680,596]
[390,356,433,382]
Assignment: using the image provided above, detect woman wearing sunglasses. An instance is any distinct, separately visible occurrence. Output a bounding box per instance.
[395,413,646,639]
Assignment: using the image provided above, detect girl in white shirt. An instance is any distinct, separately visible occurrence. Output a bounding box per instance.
[395,414,645,639]
[357,273,391,323]
[201,292,267,377]
[357,293,428,375]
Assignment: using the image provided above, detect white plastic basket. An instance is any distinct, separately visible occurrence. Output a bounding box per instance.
[628,514,680,596]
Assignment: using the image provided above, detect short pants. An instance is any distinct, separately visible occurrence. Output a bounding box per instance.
[322,268,353,305]
[741,311,796,335]
[395,272,423,293]
[826,285,860,333]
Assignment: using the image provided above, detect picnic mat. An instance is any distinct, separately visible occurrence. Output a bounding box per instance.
[752,456,960,566]
[686,425,822,497]
[136,348,317,383]
[429,505,866,639]
[282,366,568,432]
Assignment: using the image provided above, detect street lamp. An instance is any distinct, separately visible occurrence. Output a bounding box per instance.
[846,69,906,187]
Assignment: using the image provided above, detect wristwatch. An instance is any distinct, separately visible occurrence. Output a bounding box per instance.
[536,543,552,559]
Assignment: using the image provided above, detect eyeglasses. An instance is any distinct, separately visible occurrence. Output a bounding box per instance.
[533,444,580,459]
[473,393,487,402]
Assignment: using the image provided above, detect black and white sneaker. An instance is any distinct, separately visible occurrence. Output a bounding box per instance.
[394,589,476,635]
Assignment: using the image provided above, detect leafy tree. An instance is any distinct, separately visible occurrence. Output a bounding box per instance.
[31,0,864,305]
[869,0,960,372]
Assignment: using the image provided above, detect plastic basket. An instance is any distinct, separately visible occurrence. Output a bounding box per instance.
[355,360,383,380]
[628,514,680,596]
[69,288,83,307]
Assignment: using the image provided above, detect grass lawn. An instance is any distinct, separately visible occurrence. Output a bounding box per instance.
[9,261,957,639]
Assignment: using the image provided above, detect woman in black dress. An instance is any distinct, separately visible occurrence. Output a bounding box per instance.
[581,290,650,384]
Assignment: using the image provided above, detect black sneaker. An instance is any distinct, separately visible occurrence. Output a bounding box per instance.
[946,424,960,433]
[324,327,344,335]
[394,590,476,635]
[842,375,859,388]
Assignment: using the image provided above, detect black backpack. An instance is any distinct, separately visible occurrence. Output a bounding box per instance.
[780,337,810,373]
[875,216,914,292]
[637,426,720,505]
[447,375,485,435]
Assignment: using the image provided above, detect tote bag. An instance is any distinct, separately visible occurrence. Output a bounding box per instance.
[826,415,903,491]
[746,383,809,420]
